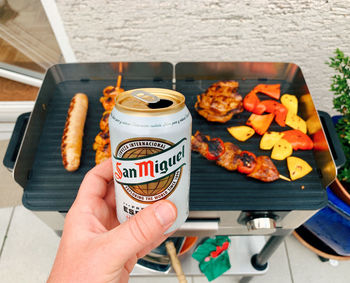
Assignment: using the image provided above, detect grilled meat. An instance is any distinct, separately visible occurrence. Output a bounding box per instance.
[61,93,88,172]
[248,156,279,182]
[191,133,209,156]
[95,142,111,164]
[103,86,124,97]
[216,142,241,171]
[100,95,116,111]
[93,130,110,152]
[195,81,243,123]
[191,131,279,182]
[195,107,239,123]
[100,110,111,131]
[93,83,123,164]
[100,86,124,111]
[206,80,239,95]
[191,131,226,160]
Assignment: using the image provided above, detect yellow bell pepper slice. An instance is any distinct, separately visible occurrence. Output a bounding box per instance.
[260,131,284,150]
[285,111,307,134]
[271,139,293,160]
[281,94,298,115]
[227,126,255,142]
[287,156,312,181]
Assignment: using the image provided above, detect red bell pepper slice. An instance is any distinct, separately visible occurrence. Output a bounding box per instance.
[274,107,288,127]
[237,151,257,174]
[259,100,288,127]
[243,90,260,112]
[254,84,281,100]
[206,138,225,160]
[282,130,313,150]
[243,91,266,114]
[246,113,275,135]
[259,100,280,113]
[253,102,266,115]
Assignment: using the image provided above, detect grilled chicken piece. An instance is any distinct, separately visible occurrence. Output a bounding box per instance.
[100,110,111,131]
[191,131,209,155]
[94,84,124,164]
[248,156,279,182]
[206,81,239,96]
[195,107,239,123]
[103,86,124,97]
[100,96,116,111]
[95,143,111,164]
[93,129,112,164]
[195,81,243,123]
[216,142,241,171]
[93,130,110,151]
[100,86,124,110]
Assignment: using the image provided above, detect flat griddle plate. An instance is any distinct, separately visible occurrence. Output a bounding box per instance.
[18,63,327,212]
[177,79,326,211]
[23,79,171,211]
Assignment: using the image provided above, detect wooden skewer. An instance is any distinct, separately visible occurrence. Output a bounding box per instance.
[165,241,187,283]
[116,74,122,89]
[279,174,291,182]
[116,62,123,89]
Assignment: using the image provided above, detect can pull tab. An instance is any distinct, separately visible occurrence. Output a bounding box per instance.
[131,90,160,104]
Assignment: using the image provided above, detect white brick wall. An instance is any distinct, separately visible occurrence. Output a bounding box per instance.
[56,0,350,115]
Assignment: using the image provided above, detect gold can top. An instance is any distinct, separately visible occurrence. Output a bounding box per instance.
[115,88,185,116]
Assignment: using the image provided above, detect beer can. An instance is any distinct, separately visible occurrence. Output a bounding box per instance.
[109,88,192,232]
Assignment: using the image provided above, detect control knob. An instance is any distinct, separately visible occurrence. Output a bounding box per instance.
[246,217,276,233]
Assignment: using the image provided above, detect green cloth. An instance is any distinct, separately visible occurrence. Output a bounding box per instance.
[192,236,231,281]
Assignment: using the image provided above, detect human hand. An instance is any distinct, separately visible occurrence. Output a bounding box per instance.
[48,158,177,283]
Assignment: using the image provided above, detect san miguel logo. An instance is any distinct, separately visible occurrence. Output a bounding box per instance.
[113,137,187,203]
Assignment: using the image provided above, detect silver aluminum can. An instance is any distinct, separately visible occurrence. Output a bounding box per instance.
[109,88,192,232]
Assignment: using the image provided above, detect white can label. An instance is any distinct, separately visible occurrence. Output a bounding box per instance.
[113,137,187,203]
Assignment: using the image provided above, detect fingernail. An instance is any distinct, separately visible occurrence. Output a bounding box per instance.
[154,200,177,227]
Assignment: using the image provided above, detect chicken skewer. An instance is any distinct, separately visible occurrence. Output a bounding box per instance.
[191,131,280,182]
[100,74,125,111]
[94,65,124,164]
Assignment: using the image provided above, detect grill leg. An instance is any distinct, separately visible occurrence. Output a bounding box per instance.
[239,233,291,283]
[252,234,288,269]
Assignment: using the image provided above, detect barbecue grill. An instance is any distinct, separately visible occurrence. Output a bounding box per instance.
[3,62,343,280]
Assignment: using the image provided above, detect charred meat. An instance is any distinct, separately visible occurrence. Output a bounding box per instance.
[195,81,243,123]
[191,131,279,182]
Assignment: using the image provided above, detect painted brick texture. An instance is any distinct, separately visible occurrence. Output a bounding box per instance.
[56,0,350,115]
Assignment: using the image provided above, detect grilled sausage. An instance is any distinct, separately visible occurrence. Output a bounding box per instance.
[61,93,88,171]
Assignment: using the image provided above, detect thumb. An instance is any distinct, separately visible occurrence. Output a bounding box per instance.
[105,200,177,264]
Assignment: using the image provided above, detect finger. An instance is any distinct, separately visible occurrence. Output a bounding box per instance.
[120,268,131,283]
[103,181,116,210]
[103,200,177,268]
[124,256,137,273]
[76,158,113,202]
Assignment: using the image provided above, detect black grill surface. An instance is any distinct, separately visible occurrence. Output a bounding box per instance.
[23,79,171,211]
[23,78,326,212]
[177,79,326,211]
